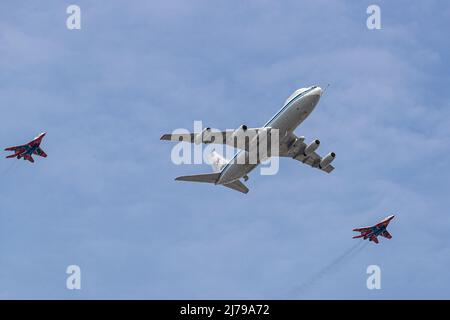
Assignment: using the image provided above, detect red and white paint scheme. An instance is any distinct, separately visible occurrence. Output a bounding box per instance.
[5,132,47,163]
[353,215,395,244]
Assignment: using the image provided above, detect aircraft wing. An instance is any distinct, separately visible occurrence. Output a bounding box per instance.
[5,145,26,152]
[33,147,47,158]
[279,134,335,173]
[375,221,390,228]
[161,132,205,142]
[353,227,372,233]
[370,236,379,244]
[292,151,334,173]
[24,154,34,163]
[160,128,268,151]
[381,231,392,239]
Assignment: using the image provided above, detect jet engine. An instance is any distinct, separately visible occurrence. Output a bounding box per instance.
[194,127,212,144]
[304,139,320,156]
[231,125,248,139]
[319,152,336,169]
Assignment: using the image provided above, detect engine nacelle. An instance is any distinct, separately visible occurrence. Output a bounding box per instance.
[232,125,248,139]
[319,152,336,169]
[287,138,303,155]
[194,127,212,144]
[304,139,320,156]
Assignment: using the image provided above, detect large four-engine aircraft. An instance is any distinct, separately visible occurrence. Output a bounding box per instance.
[5,132,47,163]
[161,86,336,194]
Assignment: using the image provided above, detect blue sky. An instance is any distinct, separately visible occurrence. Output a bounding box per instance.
[0,0,449,299]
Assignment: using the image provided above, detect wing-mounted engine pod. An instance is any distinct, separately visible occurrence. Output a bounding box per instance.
[303,139,320,156]
[194,127,212,144]
[286,138,301,155]
[319,152,336,169]
[232,125,248,139]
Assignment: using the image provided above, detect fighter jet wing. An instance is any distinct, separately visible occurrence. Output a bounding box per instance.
[33,147,47,158]
[24,154,34,163]
[160,128,269,151]
[381,231,392,239]
[4,145,26,158]
[353,227,372,232]
[375,221,390,228]
[352,226,372,238]
[370,236,379,244]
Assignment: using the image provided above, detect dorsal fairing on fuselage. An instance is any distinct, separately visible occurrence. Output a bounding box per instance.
[284,88,309,106]
[283,86,320,106]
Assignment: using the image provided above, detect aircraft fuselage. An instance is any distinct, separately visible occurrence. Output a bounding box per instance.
[363,225,387,239]
[217,86,323,185]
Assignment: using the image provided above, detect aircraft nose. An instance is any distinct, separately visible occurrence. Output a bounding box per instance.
[311,86,323,96]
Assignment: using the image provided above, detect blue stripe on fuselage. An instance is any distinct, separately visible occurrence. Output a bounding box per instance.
[263,87,315,128]
[220,87,315,177]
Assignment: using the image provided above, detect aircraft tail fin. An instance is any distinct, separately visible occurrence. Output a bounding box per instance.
[6,153,19,159]
[223,180,249,194]
[175,172,221,184]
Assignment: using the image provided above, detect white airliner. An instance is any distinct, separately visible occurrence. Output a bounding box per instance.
[161,86,335,194]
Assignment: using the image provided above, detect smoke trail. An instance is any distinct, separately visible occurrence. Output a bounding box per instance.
[289,241,369,297]
[0,160,18,179]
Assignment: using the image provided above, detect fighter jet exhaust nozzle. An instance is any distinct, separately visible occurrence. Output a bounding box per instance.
[304,139,320,156]
[319,152,336,169]
[194,127,212,144]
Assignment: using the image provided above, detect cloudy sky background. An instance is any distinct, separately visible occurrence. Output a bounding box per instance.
[0,0,449,299]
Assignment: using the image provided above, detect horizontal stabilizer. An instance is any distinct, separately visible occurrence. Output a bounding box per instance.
[223,180,249,194]
[175,172,221,184]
